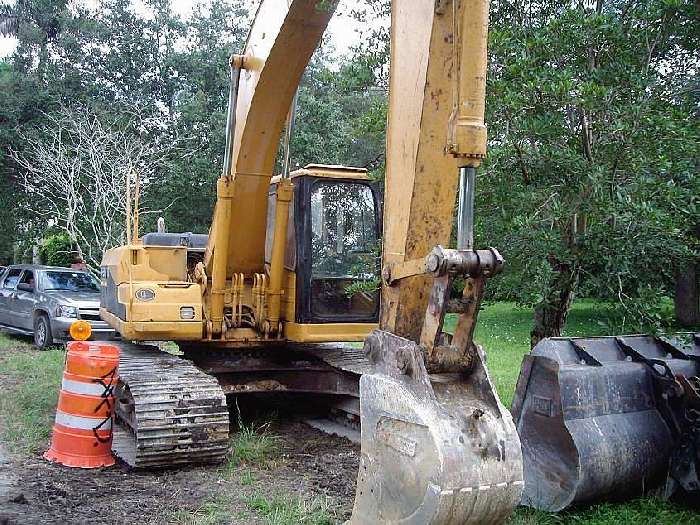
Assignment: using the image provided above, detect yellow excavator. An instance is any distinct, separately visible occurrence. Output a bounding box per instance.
[101,0,522,522]
[98,0,700,522]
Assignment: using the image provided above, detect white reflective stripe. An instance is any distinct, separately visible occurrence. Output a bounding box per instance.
[54,411,112,431]
[62,378,109,396]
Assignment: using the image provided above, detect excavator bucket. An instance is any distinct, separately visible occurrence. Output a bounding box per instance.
[350,330,524,524]
[512,334,700,511]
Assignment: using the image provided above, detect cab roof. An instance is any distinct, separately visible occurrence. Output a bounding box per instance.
[271,164,369,185]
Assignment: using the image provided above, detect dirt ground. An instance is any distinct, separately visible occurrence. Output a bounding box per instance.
[0,346,361,525]
[0,419,360,525]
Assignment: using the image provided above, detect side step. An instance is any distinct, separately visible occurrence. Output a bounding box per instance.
[512,334,700,511]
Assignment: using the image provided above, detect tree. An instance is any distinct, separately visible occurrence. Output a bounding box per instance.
[289,50,387,175]
[39,233,76,267]
[675,223,700,327]
[1,0,252,248]
[12,105,180,268]
[483,0,699,344]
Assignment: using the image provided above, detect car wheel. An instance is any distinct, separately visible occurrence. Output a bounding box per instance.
[33,315,53,350]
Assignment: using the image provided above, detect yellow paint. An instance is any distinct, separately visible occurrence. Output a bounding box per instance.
[289,164,369,181]
[285,322,377,343]
[209,177,235,336]
[102,244,187,283]
[381,0,490,343]
[448,0,489,163]
[99,0,491,355]
[100,309,203,341]
[204,0,338,307]
[265,178,293,333]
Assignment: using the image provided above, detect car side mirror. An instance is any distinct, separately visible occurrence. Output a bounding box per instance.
[17,283,34,293]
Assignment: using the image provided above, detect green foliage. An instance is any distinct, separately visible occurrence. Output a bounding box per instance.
[171,495,231,525]
[244,492,334,525]
[288,50,387,175]
[225,404,279,471]
[446,300,610,405]
[39,233,75,267]
[0,338,64,454]
[480,0,699,334]
[509,498,700,525]
[342,0,698,336]
[1,0,251,246]
[3,0,697,338]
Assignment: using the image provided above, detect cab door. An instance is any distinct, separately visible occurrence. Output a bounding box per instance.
[294,176,381,324]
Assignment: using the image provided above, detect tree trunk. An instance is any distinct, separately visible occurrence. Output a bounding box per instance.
[531,261,579,348]
[675,263,699,327]
[675,224,700,327]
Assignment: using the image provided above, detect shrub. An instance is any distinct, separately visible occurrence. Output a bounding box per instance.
[39,234,76,267]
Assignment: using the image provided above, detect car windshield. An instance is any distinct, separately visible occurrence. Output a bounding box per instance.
[43,271,99,292]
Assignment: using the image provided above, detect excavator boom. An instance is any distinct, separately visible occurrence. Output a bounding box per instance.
[205,0,337,336]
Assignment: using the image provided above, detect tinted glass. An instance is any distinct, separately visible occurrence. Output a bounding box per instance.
[3,269,21,289]
[19,270,35,286]
[310,182,379,317]
[43,271,99,292]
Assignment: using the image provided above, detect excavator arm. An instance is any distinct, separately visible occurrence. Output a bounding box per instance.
[204,0,337,337]
[202,0,524,521]
[349,3,523,522]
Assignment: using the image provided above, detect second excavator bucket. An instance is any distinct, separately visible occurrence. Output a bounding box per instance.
[512,334,700,511]
[350,330,523,524]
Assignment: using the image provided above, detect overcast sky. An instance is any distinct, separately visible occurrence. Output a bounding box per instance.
[0,0,368,59]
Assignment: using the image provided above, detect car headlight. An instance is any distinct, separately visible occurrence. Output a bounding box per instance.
[56,305,79,318]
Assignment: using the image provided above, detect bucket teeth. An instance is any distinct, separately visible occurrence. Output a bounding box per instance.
[513,334,700,511]
[350,330,523,524]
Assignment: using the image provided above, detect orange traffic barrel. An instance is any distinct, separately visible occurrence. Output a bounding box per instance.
[44,341,120,468]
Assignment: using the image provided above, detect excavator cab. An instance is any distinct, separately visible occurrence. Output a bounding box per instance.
[270,165,380,327]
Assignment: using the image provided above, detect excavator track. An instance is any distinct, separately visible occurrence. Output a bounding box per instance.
[111,343,230,468]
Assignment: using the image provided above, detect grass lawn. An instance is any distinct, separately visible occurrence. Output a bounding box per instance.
[0,334,64,454]
[0,302,697,524]
[449,299,610,406]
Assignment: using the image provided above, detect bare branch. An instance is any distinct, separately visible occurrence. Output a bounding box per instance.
[12,105,181,270]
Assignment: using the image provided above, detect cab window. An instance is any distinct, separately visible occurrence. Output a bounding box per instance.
[309,181,379,318]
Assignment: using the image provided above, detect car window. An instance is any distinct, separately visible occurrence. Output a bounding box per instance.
[2,269,22,289]
[42,271,99,292]
[19,270,35,287]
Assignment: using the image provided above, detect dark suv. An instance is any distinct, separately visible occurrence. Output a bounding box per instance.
[0,265,116,348]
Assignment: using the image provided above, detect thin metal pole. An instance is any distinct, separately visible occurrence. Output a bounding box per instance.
[222,59,243,178]
[281,89,299,179]
[457,167,476,250]
[125,169,132,245]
